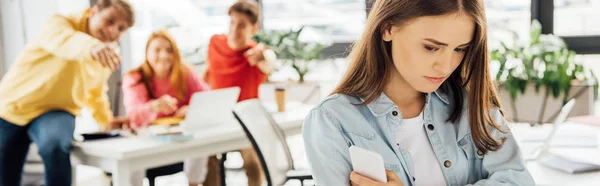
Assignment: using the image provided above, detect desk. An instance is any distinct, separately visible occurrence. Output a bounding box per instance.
[72,103,312,186]
[510,122,600,186]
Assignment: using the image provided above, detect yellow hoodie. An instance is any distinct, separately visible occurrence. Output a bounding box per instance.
[0,9,113,128]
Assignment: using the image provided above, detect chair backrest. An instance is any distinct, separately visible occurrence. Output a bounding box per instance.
[233,99,293,186]
[542,99,576,150]
[529,99,576,161]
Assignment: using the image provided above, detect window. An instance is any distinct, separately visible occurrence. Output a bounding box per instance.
[485,0,532,47]
[554,0,600,36]
[531,0,600,54]
[128,0,238,67]
[261,0,366,43]
[580,54,600,78]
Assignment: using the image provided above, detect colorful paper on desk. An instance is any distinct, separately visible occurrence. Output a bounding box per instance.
[151,133,193,143]
[151,117,184,126]
[146,125,183,136]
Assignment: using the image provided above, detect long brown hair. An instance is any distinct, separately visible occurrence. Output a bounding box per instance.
[334,0,504,154]
[128,30,188,101]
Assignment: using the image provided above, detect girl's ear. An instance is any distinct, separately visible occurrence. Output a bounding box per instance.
[382,21,394,42]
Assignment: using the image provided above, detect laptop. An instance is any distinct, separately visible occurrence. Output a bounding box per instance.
[180,86,241,131]
[526,99,576,161]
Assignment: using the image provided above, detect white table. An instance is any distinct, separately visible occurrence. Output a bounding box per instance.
[72,103,312,186]
[511,122,600,186]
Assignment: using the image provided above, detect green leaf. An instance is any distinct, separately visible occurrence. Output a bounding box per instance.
[490,18,598,101]
[500,41,509,51]
[530,20,542,44]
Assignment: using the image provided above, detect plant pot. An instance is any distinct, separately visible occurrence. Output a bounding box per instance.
[497,83,596,124]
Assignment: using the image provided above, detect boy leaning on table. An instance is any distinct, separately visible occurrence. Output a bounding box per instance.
[0,0,134,185]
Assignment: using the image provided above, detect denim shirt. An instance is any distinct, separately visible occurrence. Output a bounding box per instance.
[302,89,535,186]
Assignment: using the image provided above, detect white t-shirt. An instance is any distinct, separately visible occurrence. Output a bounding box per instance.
[396,111,447,185]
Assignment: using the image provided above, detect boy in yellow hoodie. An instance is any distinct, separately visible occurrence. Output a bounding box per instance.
[0,0,135,185]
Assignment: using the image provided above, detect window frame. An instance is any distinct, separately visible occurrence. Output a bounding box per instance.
[532,0,600,54]
[255,0,364,58]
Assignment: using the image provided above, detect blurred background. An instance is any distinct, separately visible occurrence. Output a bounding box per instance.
[1,0,599,185]
[1,0,599,80]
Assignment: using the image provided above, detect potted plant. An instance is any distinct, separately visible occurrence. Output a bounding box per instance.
[254,27,330,83]
[278,27,329,83]
[253,28,330,105]
[491,20,598,124]
[252,28,297,80]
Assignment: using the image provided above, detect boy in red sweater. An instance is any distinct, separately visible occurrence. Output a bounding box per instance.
[202,1,275,186]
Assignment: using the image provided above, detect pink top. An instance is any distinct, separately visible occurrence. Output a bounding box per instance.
[122,67,208,129]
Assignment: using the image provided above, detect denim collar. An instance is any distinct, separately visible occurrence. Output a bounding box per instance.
[364,89,449,116]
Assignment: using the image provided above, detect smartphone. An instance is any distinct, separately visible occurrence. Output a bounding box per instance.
[80,131,121,141]
[349,146,387,183]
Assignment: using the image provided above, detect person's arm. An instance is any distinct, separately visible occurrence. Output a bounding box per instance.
[245,44,276,74]
[121,74,159,129]
[303,108,354,186]
[351,170,404,186]
[257,47,276,74]
[84,82,114,130]
[468,110,535,186]
[37,15,101,62]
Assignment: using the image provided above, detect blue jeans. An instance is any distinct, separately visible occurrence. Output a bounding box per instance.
[0,111,75,186]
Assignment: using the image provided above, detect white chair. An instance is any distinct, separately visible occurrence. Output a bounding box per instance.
[233,99,312,186]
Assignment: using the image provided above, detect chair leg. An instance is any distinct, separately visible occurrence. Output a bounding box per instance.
[148,177,156,186]
[105,172,113,186]
[220,152,228,186]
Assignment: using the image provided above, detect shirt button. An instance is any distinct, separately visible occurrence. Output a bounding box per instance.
[392,111,398,116]
[396,143,400,146]
[413,177,416,182]
[444,160,452,168]
[427,124,434,131]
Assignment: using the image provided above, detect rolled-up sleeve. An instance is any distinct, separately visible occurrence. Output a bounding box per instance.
[38,15,100,63]
[469,110,535,186]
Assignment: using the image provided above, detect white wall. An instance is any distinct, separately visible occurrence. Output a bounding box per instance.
[1,0,27,74]
[0,0,89,75]
[0,10,4,77]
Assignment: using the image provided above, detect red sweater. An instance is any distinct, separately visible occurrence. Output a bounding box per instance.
[207,34,267,102]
